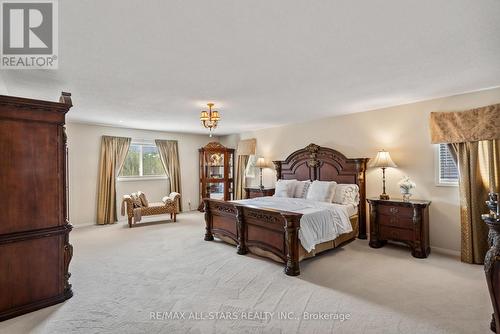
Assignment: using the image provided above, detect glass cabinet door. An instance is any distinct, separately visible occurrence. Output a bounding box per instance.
[228,152,233,179]
[207,182,224,200]
[206,152,224,179]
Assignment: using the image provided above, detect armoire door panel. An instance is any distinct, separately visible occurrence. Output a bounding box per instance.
[0,236,62,311]
[0,120,61,234]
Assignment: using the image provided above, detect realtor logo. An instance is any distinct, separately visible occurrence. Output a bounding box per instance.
[1,0,58,69]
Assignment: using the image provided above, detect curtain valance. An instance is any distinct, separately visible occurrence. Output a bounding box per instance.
[237,138,256,155]
[429,103,500,144]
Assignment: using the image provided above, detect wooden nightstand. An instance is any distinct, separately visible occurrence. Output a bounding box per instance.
[244,187,275,199]
[367,198,431,258]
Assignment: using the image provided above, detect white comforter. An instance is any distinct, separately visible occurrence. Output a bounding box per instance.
[232,197,354,252]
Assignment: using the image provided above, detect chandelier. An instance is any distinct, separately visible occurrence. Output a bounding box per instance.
[200,103,220,137]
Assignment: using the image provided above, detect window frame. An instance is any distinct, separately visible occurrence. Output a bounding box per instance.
[117,141,167,182]
[435,144,459,187]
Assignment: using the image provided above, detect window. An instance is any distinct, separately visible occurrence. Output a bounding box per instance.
[437,144,458,185]
[120,143,165,178]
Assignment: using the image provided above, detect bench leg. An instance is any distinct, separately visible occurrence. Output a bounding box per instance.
[173,213,177,222]
[128,217,132,228]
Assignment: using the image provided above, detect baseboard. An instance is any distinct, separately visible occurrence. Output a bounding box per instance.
[431,246,460,257]
[72,222,96,229]
[73,210,202,229]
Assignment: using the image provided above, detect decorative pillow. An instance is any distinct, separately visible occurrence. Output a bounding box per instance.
[293,180,312,199]
[332,184,360,205]
[130,193,143,208]
[274,179,298,198]
[138,191,149,207]
[306,181,337,202]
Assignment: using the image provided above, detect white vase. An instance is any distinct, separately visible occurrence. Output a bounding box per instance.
[400,188,412,202]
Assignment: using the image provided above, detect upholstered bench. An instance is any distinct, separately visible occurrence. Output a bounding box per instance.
[121,191,181,228]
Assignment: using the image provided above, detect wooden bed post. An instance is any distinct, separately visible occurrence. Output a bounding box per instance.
[203,199,214,241]
[357,159,369,239]
[273,160,282,179]
[282,213,302,276]
[235,205,248,255]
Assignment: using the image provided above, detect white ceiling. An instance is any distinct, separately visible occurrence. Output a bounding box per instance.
[1,0,500,135]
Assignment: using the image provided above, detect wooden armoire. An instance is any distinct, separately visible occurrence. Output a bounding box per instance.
[0,92,73,321]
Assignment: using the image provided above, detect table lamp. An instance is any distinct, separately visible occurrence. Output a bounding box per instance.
[255,157,268,190]
[371,150,397,200]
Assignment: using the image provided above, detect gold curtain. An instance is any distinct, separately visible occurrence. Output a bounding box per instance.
[155,140,182,212]
[96,136,131,225]
[430,103,500,264]
[234,139,256,200]
[235,155,249,200]
[450,140,499,263]
[237,138,257,156]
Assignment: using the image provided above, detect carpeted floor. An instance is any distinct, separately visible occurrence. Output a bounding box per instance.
[0,212,491,334]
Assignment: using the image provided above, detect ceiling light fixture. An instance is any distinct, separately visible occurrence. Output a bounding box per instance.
[200,103,220,137]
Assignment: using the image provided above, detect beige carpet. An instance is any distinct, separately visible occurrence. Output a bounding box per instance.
[0,212,491,334]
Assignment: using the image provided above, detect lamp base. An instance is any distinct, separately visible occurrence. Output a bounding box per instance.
[379,194,390,200]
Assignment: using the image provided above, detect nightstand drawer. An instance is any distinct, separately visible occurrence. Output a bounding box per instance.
[378,205,413,218]
[245,188,275,199]
[249,192,262,199]
[380,226,413,242]
[378,214,413,229]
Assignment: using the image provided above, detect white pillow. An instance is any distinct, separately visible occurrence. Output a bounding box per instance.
[274,179,297,198]
[293,180,312,198]
[306,180,337,202]
[332,184,360,205]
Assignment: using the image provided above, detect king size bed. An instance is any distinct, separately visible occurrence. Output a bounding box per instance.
[203,143,369,276]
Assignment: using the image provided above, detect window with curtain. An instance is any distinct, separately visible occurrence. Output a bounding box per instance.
[245,155,258,178]
[437,143,459,185]
[120,143,165,178]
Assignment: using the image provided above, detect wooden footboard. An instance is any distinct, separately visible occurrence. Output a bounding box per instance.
[204,198,303,276]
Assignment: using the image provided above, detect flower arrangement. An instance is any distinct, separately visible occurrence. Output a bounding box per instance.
[398,176,416,201]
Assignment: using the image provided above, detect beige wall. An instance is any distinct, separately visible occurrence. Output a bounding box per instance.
[66,123,215,226]
[221,87,500,253]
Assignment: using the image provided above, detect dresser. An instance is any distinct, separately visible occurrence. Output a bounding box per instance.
[244,187,275,199]
[0,93,73,321]
[367,198,431,258]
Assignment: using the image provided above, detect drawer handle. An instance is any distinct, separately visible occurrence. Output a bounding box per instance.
[389,207,399,214]
[390,217,397,224]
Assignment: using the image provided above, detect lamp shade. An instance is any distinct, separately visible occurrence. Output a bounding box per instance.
[211,111,220,120]
[255,157,268,168]
[200,111,209,121]
[371,150,397,168]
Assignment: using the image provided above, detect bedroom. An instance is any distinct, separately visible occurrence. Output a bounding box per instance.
[0,1,499,333]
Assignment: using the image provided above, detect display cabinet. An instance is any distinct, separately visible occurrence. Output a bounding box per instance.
[198,142,235,211]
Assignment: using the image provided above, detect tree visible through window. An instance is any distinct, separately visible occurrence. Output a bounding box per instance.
[120,144,165,177]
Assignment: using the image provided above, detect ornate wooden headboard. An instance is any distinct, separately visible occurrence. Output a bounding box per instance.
[273,143,369,239]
